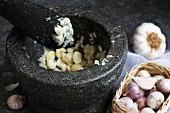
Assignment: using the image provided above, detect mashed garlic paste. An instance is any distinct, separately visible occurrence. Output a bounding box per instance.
[54,17,74,47]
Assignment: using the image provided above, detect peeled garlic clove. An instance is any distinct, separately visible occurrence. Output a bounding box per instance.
[5,82,19,92]
[66,65,71,71]
[46,51,56,61]
[47,60,57,70]
[7,95,25,110]
[56,48,66,58]
[133,77,156,90]
[73,51,82,64]
[67,48,74,53]
[137,70,151,78]
[157,78,170,94]
[125,82,141,99]
[61,52,67,63]
[140,107,155,113]
[118,97,134,110]
[146,91,164,109]
[65,53,74,65]
[71,64,83,71]
[59,62,67,72]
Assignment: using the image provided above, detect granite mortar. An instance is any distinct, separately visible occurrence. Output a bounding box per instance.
[6,7,127,113]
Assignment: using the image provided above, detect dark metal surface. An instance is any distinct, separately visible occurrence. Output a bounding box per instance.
[0,0,170,113]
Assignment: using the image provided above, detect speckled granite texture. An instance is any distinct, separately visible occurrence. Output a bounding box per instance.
[0,0,170,113]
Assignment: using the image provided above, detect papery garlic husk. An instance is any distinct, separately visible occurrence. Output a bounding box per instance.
[137,70,151,78]
[146,91,164,109]
[140,107,155,113]
[157,78,170,94]
[118,97,134,110]
[132,22,166,60]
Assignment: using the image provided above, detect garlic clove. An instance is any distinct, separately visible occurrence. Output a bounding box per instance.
[137,70,151,78]
[7,95,25,110]
[46,51,56,61]
[71,64,83,71]
[145,86,157,97]
[61,52,67,64]
[66,47,74,53]
[73,51,82,64]
[135,97,146,110]
[146,91,164,109]
[46,60,57,70]
[56,48,66,59]
[157,78,170,94]
[153,74,165,82]
[65,53,74,65]
[118,97,134,110]
[131,103,139,113]
[133,77,156,90]
[125,82,141,99]
[140,107,155,113]
[5,82,19,92]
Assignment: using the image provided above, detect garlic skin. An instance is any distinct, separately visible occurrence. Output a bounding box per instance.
[140,107,155,113]
[125,82,141,99]
[7,95,25,110]
[131,103,139,113]
[132,22,166,59]
[135,97,146,110]
[146,91,164,109]
[157,78,170,94]
[118,97,134,110]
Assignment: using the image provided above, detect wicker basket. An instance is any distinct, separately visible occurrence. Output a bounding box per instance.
[112,62,170,113]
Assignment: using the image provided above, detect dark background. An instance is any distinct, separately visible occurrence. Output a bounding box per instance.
[0,0,170,112]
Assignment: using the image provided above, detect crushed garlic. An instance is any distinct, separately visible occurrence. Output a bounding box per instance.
[38,32,107,72]
[54,17,74,47]
[132,22,166,59]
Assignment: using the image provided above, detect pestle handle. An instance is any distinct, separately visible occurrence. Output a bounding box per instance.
[0,0,63,49]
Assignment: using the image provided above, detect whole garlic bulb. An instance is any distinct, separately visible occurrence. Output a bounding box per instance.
[157,78,170,94]
[146,91,164,109]
[132,22,166,59]
[118,97,134,110]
